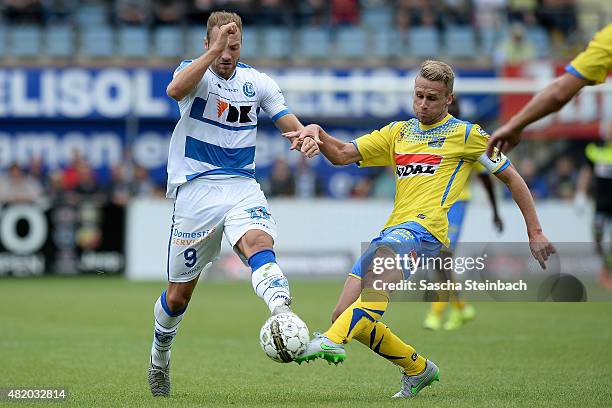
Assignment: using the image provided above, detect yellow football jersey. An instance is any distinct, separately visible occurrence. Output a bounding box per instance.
[566,23,612,85]
[456,162,486,202]
[353,114,510,247]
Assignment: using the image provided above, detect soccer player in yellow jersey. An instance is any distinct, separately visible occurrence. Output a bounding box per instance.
[286,60,556,398]
[489,23,612,155]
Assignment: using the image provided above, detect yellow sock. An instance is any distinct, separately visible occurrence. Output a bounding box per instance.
[450,294,466,310]
[354,321,427,376]
[431,301,447,316]
[324,289,389,344]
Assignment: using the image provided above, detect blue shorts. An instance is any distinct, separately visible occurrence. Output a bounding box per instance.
[349,221,443,280]
[447,200,468,251]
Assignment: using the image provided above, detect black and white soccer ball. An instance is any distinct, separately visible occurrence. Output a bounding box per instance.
[259,312,309,363]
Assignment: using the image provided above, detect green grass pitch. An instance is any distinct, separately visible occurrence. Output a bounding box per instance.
[2,276,612,407]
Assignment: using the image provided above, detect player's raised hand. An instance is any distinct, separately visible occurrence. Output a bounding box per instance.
[487,123,522,157]
[209,22,239,53]
[528,231,556,270]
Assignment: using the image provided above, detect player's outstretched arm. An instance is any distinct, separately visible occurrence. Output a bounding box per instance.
[494,165,556,269]
[167,22,238,101]
[284,124,362,165]
[487,73,588,156]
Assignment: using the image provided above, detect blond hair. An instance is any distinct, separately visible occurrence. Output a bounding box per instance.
[206,11,243,40]
[419,60,455,94]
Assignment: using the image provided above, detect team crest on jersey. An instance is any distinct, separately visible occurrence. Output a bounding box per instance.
[427,135,447,148]
[243,82,256,97]
[245,206,271,220]
[395,153,443,178]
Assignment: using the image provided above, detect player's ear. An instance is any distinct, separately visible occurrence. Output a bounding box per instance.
[447,92,454,106]
[204,37,209,50]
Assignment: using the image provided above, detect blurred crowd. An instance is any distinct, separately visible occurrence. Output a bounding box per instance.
[0,140,596,205]
[2,0,603,40]
[0,152,165,207]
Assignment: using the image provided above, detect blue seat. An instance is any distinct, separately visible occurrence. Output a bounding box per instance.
[11,25,42,57]
[76,4,108,27]
[118,26,150,58]
[187,26,206,57]
[372,27,403,58]
[240,27,259,60]
[261,27,291,59]
[81,26,114,57]
[46,25,75,57]
[361,7,392,28]
[154,26,183,58]
[408,27,440,58]
[0,26,5,57]
[445,26,476,58]
[336,26,367,59]
[526,27,550,58]
[479,27,499,57]
[297,27,331,59]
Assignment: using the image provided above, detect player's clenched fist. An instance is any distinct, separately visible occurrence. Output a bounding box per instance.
[209,22,239,53]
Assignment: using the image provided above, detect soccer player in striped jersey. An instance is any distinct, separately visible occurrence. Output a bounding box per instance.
[147,11,316,397]
[285,60,555,398]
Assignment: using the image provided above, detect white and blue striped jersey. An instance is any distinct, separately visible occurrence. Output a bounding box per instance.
[166,61,290,198]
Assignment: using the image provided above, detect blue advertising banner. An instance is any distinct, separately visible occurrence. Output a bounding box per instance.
[0,66,497,120]
[0,66,498,197]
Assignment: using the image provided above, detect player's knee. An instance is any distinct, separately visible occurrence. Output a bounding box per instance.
[241,231,273,253]
[165,288,192,311]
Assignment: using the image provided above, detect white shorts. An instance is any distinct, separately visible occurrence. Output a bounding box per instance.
[167,177,277,283]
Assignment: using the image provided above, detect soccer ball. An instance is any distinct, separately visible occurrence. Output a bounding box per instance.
[259,312,309,363]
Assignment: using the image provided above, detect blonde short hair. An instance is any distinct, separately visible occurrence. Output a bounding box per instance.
[419,60,455,94]
[206,11,242,40]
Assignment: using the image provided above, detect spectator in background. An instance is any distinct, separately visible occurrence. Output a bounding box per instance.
[132,164,163,197]
[269,159,295,197]
[350,176,374,199]
[473,0,506,29]
[296,0,328,26]
[62,151,84,191]
[189,0,215,25]
[115,0,151,25]
[0,164,44,204]
[494,23,535,65]
[514,158,549,199]
[2,0,44,24]
[44,0,77,23]
[547,155,577,199]
[443,0,472,26]
[372,167,395,198]
[331,0,359,26]
[507,0,537,26]
[397,0,437,28]
[152,0,185,26]
[258,0,287,26]
[108,164,132,206]
[75,160,106,203]
[295,156,322,198]
[537,0,578,39]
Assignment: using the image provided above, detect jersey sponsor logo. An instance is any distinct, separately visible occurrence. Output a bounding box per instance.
[395,153,443,178]
[243,82,256,97]
[216,98,252,123]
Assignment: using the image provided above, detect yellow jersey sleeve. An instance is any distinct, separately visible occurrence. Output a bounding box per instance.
[464,124,511,174]
[565,23,612,85]
[352,122,396,167]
